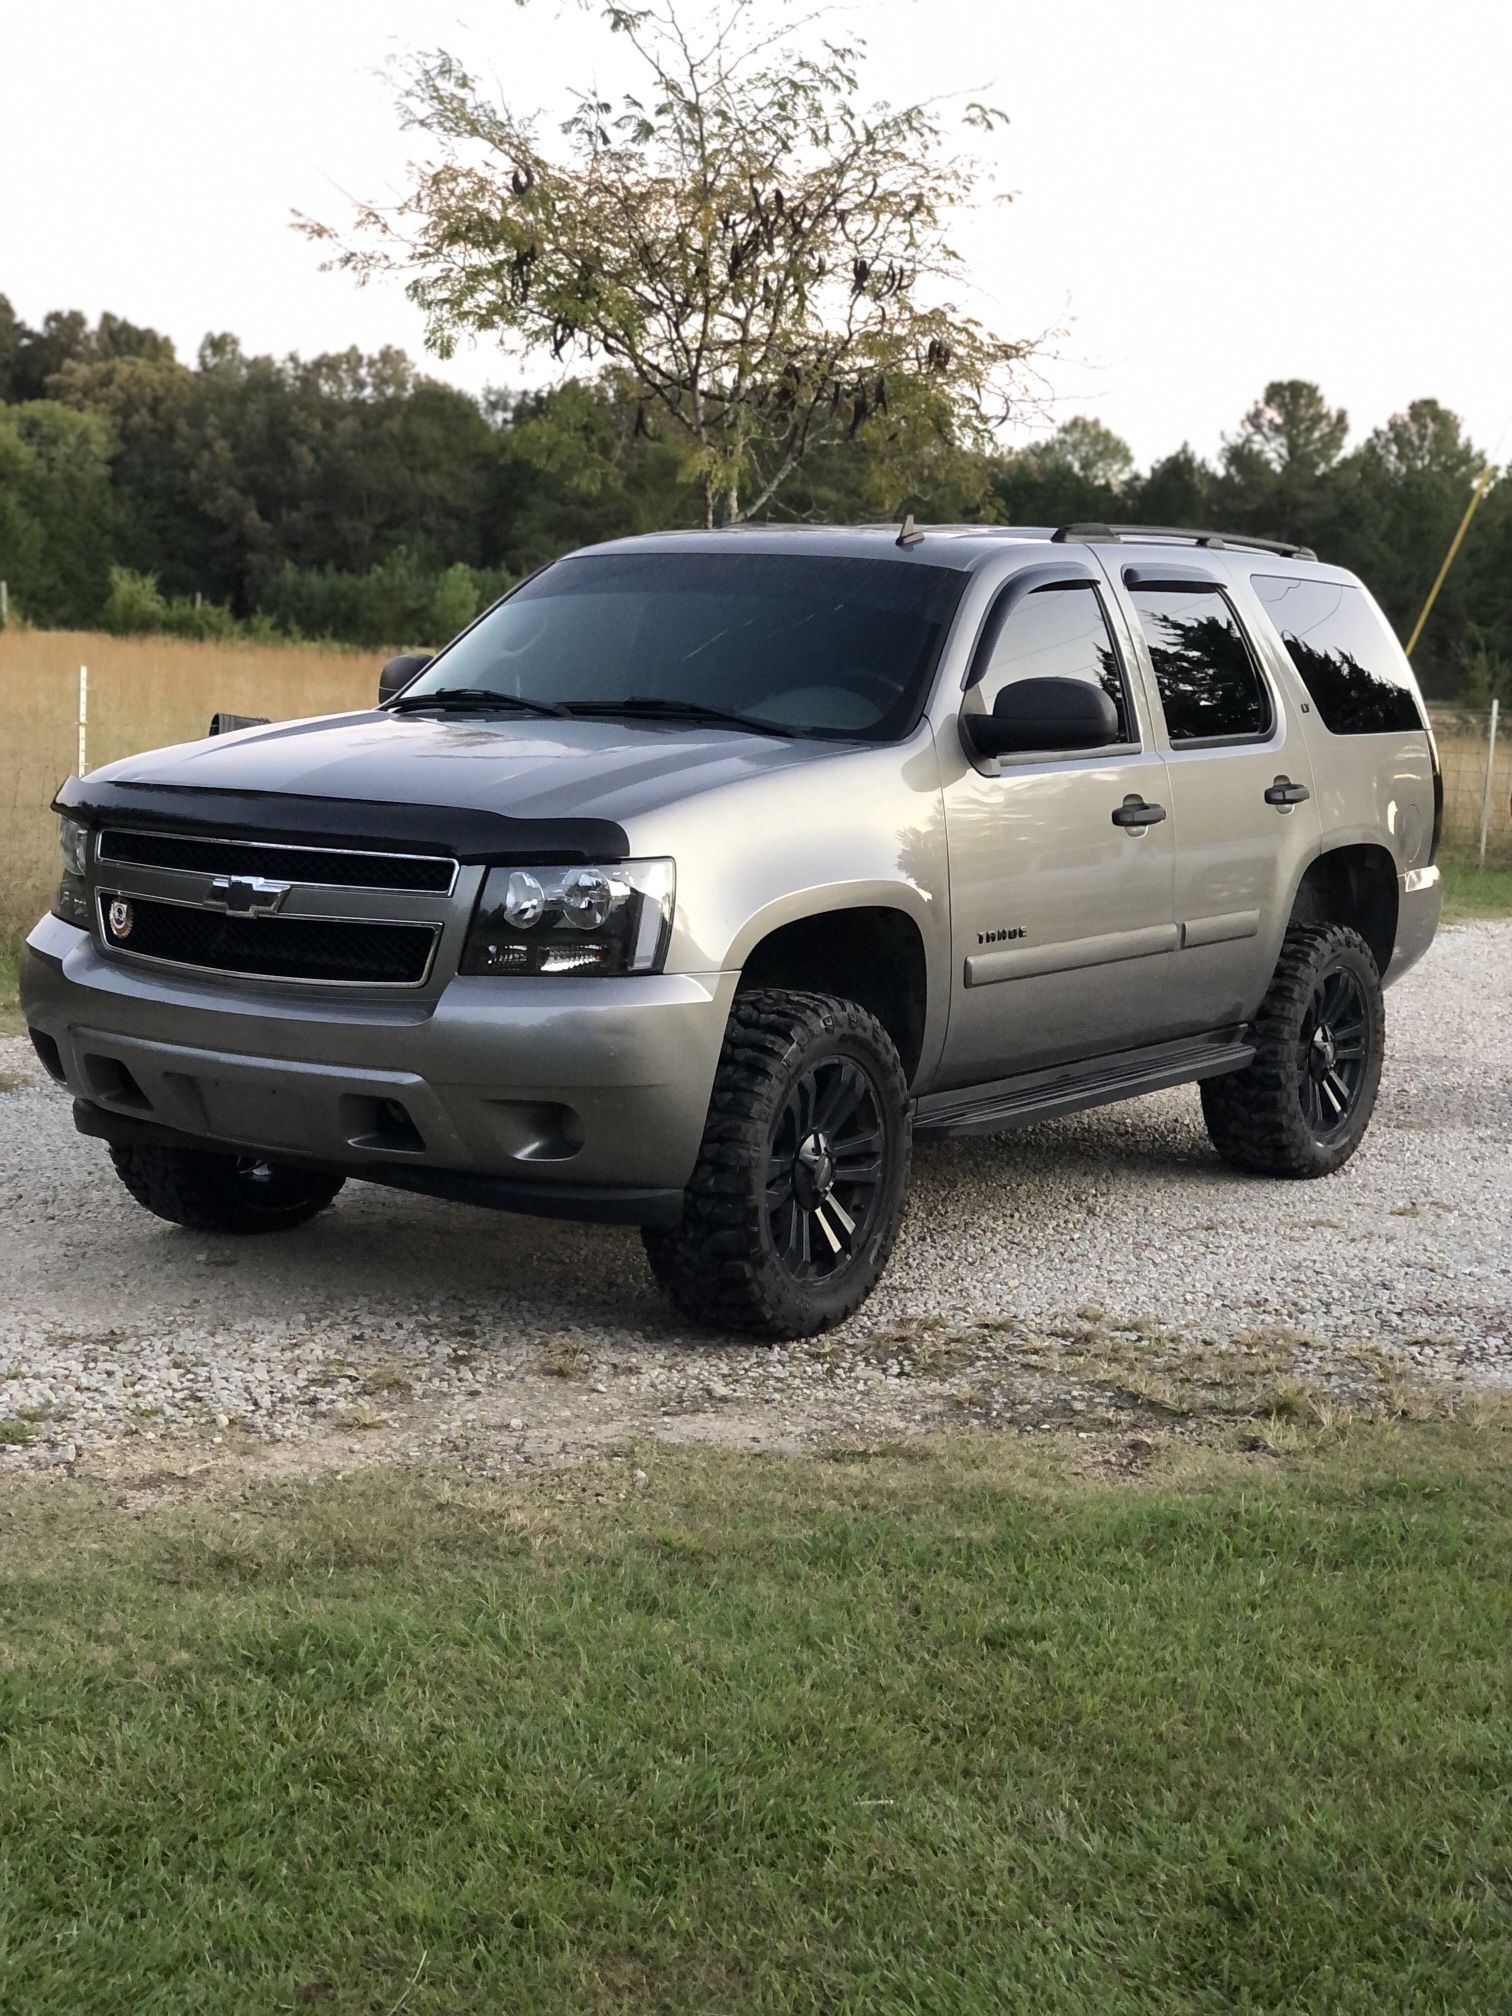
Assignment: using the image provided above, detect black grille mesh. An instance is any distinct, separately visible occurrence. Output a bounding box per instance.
[98,829,454,892]
[99,894,436,985]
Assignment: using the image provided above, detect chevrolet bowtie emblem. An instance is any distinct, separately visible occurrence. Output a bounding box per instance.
[207,874,291,916]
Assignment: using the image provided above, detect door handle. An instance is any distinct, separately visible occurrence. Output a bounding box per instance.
[1264,776,1311,808]
[1111,795,1167,830]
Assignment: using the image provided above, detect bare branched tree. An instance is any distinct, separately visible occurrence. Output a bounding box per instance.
[303,0,1039,527]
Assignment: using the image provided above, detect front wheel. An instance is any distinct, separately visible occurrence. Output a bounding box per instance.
[109,1143,345,1233]
[1201,922,1384,1178]
[643,989,912,1338]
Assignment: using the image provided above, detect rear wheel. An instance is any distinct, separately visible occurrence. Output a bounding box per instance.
[1200,922,1384,1178]
[108,1143,345,1233]
[642,989,912,1338]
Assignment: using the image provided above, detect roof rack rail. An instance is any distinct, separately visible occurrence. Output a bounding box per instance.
[1050,522,1318,563]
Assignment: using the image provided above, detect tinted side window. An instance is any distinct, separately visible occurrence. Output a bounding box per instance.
[1252,575,1423,734]
[1129,586,1270,743]
[974,584,1131,743]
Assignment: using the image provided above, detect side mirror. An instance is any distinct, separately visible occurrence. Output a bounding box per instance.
[379,652,433,704]
[963,676,1121,760]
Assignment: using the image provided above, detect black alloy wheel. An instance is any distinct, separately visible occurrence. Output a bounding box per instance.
[1200,921,1385,1179]
[764,1056,886,1284]
[642,989,913,1337]
[1298,965,1370,1141]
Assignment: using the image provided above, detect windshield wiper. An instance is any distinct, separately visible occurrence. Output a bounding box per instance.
[561,697,802,738]
[387,687,570,719]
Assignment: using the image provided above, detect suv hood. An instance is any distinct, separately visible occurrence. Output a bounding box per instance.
[78,707,847,832]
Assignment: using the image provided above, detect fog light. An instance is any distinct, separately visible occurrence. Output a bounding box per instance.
[540,943,611,974]
[477,941,530,973]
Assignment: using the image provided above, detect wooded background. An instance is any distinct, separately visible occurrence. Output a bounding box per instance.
[2,294,1509,706]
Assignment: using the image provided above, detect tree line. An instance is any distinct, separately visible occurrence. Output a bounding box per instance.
[0,292,1506,701]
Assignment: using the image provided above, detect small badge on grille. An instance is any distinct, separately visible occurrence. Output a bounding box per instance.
[108,899,134,940]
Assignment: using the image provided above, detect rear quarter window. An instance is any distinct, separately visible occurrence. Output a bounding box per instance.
[1252,575,1424,734]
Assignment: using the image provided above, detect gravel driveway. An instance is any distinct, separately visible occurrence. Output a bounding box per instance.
[3,921,1508,1485]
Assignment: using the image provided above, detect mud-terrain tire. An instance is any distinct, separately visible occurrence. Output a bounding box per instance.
[108,1143,345,1233]
[1200,922,1384,1179]
[642,989,912,1338]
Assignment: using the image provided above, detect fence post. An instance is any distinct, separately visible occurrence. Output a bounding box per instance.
[0,579,8,628]
[78,664,89,777]
[1479,697,1500,870]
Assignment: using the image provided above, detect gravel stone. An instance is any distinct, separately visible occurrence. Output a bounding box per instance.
[1,921,1508,1485]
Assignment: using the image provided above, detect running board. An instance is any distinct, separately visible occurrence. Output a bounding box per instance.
[914,1034,1254,1142]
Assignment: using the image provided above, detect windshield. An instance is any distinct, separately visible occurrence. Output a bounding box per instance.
[397,551,966,739]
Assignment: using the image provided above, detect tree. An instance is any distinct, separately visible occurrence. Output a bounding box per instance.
[494,376,701,566]
[1350,399,1488,691]
[49,348,203,588]
[1,301,179,401]
[53,328,516,612]
[1212,378,1370,589]
[1029,416,1134,492]
[305,0,1038,528]
[0,402,116,624]
[1364,397,1480,486]
[992,417,1135,525]
[1128,445,1213,528]
[0,295,22,403]
[1228,379,1349,480]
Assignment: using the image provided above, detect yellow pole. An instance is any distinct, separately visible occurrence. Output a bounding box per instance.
[1405,460,1496,658]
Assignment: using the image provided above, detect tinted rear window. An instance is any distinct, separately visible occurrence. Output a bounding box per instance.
[410,551,965,740]
[1252,575,1423,734]
[1128,585,1271,743]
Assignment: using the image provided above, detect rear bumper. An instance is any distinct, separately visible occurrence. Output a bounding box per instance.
[21,913,736,1215]
[1387,864,1442,987]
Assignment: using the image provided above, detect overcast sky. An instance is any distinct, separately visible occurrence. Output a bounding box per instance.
[6,0,1510,468]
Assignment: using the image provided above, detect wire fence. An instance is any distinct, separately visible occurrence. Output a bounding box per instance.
[0,631,375,940]
[1428,703,1509,866]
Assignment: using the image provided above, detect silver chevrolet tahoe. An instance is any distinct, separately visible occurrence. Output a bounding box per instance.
[22,521,1443,1337]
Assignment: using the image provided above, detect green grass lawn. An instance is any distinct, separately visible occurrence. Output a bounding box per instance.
[2,1423,1509,2014]
[1440,857,1512,923]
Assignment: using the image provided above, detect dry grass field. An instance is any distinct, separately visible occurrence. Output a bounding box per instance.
[1,630,376,939]
[1,632,1508,943]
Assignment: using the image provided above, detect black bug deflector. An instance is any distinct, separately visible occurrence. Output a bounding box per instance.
[54,776,632,866]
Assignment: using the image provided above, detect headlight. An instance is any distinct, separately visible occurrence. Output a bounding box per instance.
[52,816,91,925]
[460,859,675,977]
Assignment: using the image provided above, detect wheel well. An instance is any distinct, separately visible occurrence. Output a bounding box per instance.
[1289,845,1398,975]
[737,908,928,1084]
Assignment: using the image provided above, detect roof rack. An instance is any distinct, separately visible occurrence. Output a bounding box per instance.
[1050,522,1318,563]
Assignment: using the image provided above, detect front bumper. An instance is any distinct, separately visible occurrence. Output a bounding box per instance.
[21,914,736,1220]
